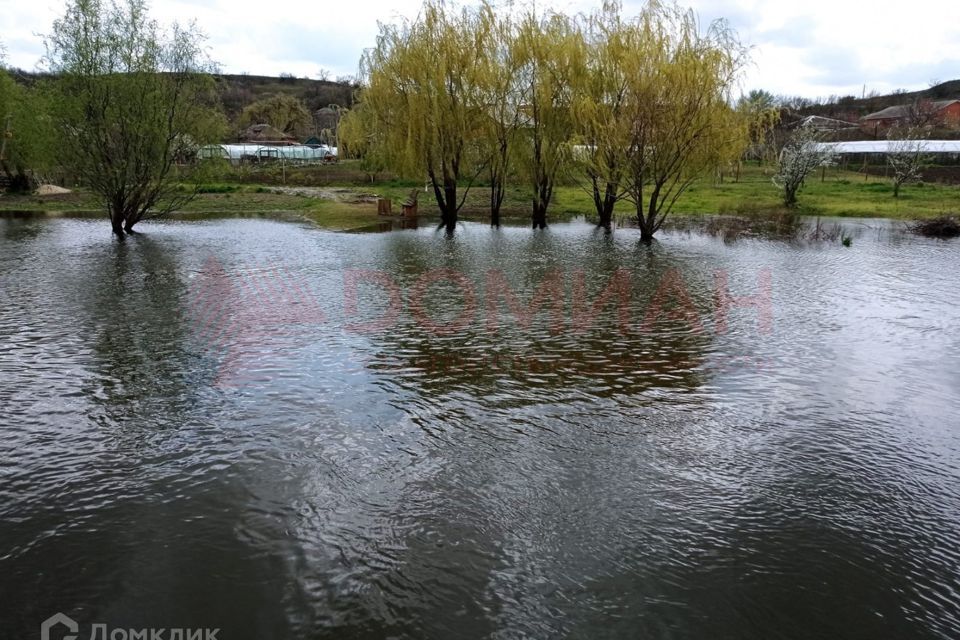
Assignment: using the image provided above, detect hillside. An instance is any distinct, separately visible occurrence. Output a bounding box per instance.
[5,69,358,121]
[795,79,960,121]
[214,73,358,121]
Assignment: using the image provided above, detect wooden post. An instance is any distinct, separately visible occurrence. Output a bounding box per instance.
[377,198,392,216]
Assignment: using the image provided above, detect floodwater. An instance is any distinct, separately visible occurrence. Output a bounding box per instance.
[1,214,959,639]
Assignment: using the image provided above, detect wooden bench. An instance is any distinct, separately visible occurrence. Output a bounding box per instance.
[401,189,419,217]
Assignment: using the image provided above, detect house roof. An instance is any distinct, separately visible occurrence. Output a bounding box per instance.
[796,115,859,130]
[239,123,297,142]
[862,99,960,121]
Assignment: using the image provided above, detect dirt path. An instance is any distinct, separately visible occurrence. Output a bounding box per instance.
[268,187,380,204]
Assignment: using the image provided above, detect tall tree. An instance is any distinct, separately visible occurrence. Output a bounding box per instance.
[620,3,747,242]
[338,102,388,182]
[573,2,748,238]
[475,2,521,228]
[573,2,633,229]
[349,0,486,233]
[44,0,224,236]
[513,10,585,229]
[736,89,781,166]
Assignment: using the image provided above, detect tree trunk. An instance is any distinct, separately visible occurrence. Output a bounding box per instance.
[531,176,551,229]
[111,214,126,237]
[637,201,655,244]
[491,207,501,228]
[784,185,798,207]
[532,202,548,229]
[637,213,655,243]
[430,176,458,233]
[592,179,618,230]
[490,179,504,228]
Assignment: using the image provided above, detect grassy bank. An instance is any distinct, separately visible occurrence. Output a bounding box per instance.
[1,162,958,230]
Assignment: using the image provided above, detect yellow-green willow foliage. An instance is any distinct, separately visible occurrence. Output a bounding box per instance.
[576,2,748,239]
[513,10,586,229]
[573,2,635,229]
[345,1,488,232]
[474,2,521,227]
[338,102,388,181]
[347,0,748,237]
[736,89,781,166]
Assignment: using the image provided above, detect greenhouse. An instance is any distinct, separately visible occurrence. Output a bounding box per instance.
[814,140,960,154]
[198,144,338,165]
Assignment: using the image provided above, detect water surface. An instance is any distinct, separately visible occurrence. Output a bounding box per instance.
[1,215,959,638]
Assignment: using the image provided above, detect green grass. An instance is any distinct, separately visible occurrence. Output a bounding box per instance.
[3,163,958,231]
[334,163,960,222]
[666,166,960,220]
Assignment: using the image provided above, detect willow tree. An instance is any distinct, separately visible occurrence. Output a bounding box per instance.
[573,2,633,229]
[619,4,747,242]
[352,1,486,233]
[338,103,388,181]
[475,2,521,227]
[44,0,223,236]
[736,89,781,167]
[238,93,311,137]
[513,10,586,229]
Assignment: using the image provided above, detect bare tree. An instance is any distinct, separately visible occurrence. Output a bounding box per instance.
[773,126,834,207]
[887,127,929,198]
[905,99,941,128]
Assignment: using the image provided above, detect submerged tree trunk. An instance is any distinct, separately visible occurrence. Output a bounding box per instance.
[532,202,548,229]
[637,208,655,243]
[591,177,618,230]
[636,187,662,244]
[110,212,126,237]
[431,176,459,234]
[490,173,505,228]
[531,175,552,230]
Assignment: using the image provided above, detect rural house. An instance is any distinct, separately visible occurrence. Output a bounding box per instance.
[860,99,960,134]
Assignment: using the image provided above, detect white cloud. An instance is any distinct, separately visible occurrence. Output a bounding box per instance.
[2,0,960,98]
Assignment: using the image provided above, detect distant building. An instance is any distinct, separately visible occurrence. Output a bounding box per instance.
[794,115,860,132]
[860,99,960,134]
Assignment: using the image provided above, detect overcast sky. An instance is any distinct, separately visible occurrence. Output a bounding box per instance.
[3,0,959,99]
